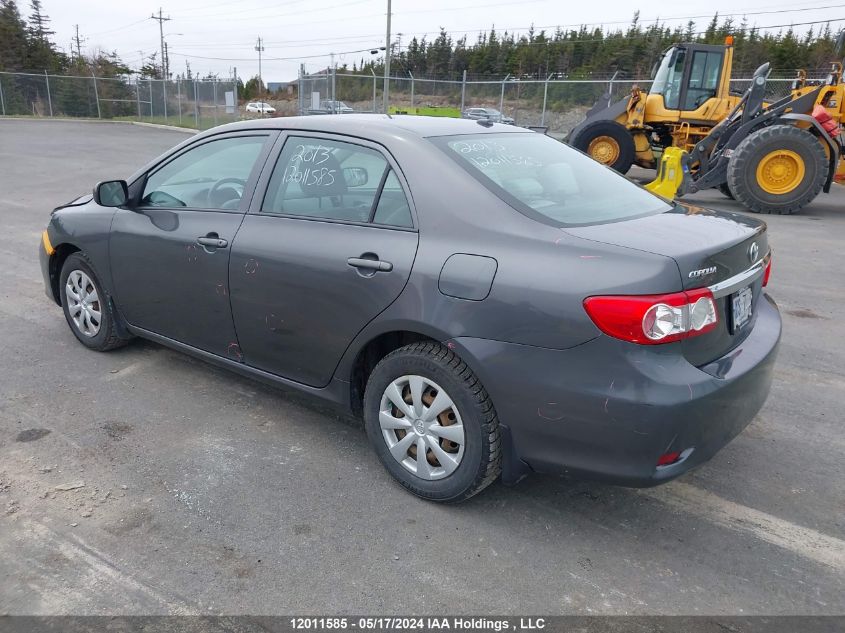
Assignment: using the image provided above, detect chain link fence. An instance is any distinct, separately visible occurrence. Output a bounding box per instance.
[297,69,803,137]
[0,69,805,137]
[0,71,239,130]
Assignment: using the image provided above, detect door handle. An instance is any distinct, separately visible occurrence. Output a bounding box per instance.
[347,257,393,272]
[197,234,228,249]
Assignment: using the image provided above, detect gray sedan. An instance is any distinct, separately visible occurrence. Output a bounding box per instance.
[39,115,780,502]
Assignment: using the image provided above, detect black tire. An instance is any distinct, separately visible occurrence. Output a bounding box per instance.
[363,342,501,502]
[718,182,735,199]
[570,120,636,173]
[727,125,827,214]
[59,252,130,352]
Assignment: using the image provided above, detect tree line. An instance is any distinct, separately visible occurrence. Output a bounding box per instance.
[343,13,843,80]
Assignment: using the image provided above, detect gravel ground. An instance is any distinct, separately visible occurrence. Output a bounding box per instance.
[0,119,843,616]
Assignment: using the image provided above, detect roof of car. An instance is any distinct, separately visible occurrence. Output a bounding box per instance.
[206,114,527,141]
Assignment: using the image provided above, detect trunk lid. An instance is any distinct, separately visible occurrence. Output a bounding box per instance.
[565,203,769,366]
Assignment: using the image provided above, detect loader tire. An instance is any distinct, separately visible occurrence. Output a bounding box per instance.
[570,120,635,174]
[727,125,827,215]
[718,183,734,199]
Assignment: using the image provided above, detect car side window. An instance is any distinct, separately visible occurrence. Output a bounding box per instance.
[140,136,267,210]
[263,136,391,223]
[373,169,413,228]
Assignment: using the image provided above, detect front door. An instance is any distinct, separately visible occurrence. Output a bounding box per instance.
[110,131,276,358]
[230,133,419,387]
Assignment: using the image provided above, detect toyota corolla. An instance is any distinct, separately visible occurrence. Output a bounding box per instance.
[39,115,781,502]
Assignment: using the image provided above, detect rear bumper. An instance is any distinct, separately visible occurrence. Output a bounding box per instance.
[449,294,781,487]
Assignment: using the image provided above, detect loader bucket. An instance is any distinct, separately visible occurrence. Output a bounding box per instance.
[644,147,691,199]
[565,95,630,143]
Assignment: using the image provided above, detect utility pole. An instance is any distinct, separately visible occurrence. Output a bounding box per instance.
[150,8,171,79]
[164,41,169,79]
[72,25,85,60]
[255,37,265,99]
[382,0,391,113]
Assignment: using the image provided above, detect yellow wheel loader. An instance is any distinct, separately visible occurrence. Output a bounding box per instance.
[570,33,845,214]
[567,37,743,174]
[646,52,844,214]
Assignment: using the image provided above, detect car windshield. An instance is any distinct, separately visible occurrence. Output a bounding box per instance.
[434,133,671,226]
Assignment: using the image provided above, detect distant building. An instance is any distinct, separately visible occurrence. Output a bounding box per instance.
[267,82,296,95]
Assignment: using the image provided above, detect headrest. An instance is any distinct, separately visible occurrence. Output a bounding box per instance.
[300,152,348,197]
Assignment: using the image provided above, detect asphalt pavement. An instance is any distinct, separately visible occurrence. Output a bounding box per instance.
[0,119,843,616]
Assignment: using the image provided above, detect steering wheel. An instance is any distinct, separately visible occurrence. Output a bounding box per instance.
[207,177,247,208]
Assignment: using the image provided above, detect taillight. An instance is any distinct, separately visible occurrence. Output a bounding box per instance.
[583,287,719,345]
[763,257,772,287]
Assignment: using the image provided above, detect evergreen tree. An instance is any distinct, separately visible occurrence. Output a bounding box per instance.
[0,0,29,71]
[27,0,52,40]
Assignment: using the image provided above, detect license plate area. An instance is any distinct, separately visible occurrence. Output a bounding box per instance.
[731,286,753,332]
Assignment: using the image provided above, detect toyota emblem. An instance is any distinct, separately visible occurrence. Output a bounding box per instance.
[748,242,759,263]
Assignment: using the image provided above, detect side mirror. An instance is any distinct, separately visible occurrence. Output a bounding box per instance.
[93,180,128,207]
[342,167,368,187]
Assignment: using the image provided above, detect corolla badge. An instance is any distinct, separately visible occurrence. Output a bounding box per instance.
[748,242,759,263]
[689,266,717,279]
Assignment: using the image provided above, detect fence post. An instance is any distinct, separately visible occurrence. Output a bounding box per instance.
[177,79,182,124]
[194,80,199,127]
[541,73,552,126]
[461,70,467,113]
[44,70,53,117]
[163,78,168,121]
[148,80,153,118]
[233,67,238,120]
[606,70,619,108]
[92,71,101,119]
[298,65,304,115]
[499,73,509,114]
[370,68,376,113]
[409,71,414,108]
[213,79,218,126]
[0,77,5,116]
[136,79,141,119]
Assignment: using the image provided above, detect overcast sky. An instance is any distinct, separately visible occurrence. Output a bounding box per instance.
[40,0,844,81]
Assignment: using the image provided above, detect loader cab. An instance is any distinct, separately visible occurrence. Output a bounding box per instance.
[648,43,732,114]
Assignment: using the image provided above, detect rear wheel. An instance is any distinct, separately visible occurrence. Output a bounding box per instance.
[570,120,635,174]
[363,342,501,502]
[727,125,827,214]
[718,182,735,199]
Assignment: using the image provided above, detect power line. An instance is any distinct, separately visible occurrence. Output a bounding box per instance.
[167,15,845,64]
[87,17,150,37]
[169,0,371,20]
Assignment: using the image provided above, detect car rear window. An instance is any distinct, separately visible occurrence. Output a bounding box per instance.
[434,132,671,226]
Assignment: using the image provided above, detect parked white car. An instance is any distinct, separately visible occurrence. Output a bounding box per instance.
[245,102,276,114]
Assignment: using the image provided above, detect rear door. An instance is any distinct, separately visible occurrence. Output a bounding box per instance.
[110,131,277,358]
[229,133,419,387]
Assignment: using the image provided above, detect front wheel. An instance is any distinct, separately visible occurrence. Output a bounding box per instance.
[60,252,130,351]
[727,125,827,214]
[363,342,502,502]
